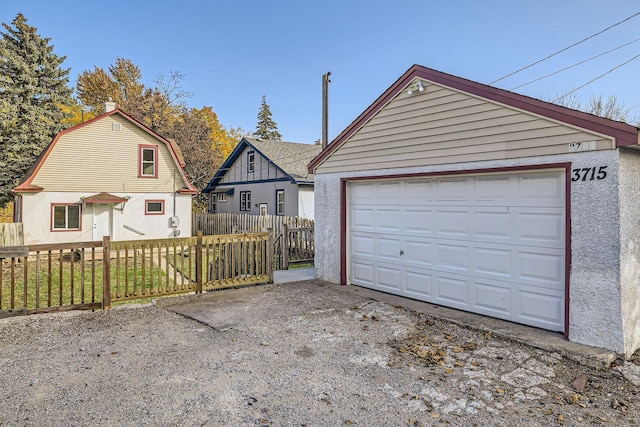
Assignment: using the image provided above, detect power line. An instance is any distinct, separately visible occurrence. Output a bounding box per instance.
[490,12,640,85]
[552,53,640,103]
[511,38,640,90]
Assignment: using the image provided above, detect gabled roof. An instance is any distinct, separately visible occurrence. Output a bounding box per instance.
[14,108,198,194]
[308,64,640,173]
[203,137,321,193]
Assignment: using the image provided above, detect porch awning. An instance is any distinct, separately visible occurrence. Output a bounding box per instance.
[82,192,128,204]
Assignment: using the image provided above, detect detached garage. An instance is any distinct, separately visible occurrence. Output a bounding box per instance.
[308,65,640,358]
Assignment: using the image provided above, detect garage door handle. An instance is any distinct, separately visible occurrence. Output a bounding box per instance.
[400,250,404,256]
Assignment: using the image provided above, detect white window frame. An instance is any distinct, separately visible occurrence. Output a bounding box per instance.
[247,151,255,173]
[217,193,227,202]
[52,204,81,231]
[276,189,285,216]
[240,191,251,211]
[139,145,158,178]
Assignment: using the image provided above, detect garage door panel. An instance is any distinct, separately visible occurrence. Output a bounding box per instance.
[474,174,512,202]
[436,275,469,304]
[377,266,401,290]
[517,173,564,206]
[352,262,374,286]
[351,208,375,230]
[405,270,433,298]
[352,235,375,257]
[378,209,403,231]
[517,288,564,330]
[473,282,511,314]
[405,209,435,234]
[517,250,564,288]
[351,182,377,203]
[437,243,470,271]
[436,209,470,236]
[378,238,402,260]
[517,211,564,245]
[474,210,513,240]
[474,247,512,277]
[349,169,566,333]
[404,240,433,267]
[437,177,471,201]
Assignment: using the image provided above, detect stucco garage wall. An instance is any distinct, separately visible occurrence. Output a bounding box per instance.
[619,148,640,357]
[315,149,625,353]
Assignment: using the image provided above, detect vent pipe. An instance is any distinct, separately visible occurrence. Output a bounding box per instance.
[322,72,331,149]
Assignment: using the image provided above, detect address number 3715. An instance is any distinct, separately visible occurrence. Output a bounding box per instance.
[571,166,607,182]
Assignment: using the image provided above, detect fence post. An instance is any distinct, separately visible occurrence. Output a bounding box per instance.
[102,236,111,309]
[266,228,274,283]
[281,223,289,270]
[196,231,203,293]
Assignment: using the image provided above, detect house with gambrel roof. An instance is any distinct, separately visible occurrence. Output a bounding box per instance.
[203,137,320,219]
[13,103,197,244]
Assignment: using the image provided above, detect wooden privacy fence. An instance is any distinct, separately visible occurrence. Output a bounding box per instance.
[0,223,23,246]
[193,213,313,237]
[0,232,272,317]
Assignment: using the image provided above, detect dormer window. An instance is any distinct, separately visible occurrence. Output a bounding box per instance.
[139,145,158,178]
[247,151,255,173]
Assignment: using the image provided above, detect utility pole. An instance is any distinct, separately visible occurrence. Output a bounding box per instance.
[322,72,331,149]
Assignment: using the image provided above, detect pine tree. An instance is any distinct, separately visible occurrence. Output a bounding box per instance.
[0,13,73,205]
[254,95,282,141]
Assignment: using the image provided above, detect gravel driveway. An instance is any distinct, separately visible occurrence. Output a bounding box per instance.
[1,281,639,426]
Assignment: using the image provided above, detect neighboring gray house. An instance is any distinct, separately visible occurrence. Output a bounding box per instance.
[203,137,321,219]
[308,64,640,358]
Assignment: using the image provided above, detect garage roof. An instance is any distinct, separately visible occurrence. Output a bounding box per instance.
[308,64,639,174]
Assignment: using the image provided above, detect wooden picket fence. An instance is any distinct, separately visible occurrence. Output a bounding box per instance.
[0,232,272,317]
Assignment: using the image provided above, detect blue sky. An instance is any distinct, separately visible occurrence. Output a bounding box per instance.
[1,1,639,143]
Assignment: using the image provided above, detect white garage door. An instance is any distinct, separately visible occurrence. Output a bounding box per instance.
[349,170,566,332]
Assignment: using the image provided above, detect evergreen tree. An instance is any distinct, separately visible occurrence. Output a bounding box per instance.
[0,13,73,205]
[254,95,282,141]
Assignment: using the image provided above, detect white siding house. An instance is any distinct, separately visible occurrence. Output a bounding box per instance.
[308,65,640,358]
[14,106,197,244]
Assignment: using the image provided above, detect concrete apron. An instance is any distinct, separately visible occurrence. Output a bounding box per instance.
[160,279,616,369]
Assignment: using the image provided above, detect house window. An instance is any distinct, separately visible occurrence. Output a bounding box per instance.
[209,194,217,213]
[247,151,255,173]
[240,191,251,211]
[145,200,165,215]
[52,204,81,231]
[276,189,285,216]
[217,193,227,202]
[259,203,268,216]
[139,145,158,178]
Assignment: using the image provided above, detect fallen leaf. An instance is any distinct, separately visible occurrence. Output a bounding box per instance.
[344,420,357,425]
[445,368,454,374]
[544,409,554,416]
[496,388,505,395]
[453,347,463,353]
[557,414,565,421]
[430,413,440,418]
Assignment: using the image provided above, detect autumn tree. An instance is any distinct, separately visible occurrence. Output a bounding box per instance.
[254,95,282,140]
[0,13,73,205]
[161,107,245,211]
